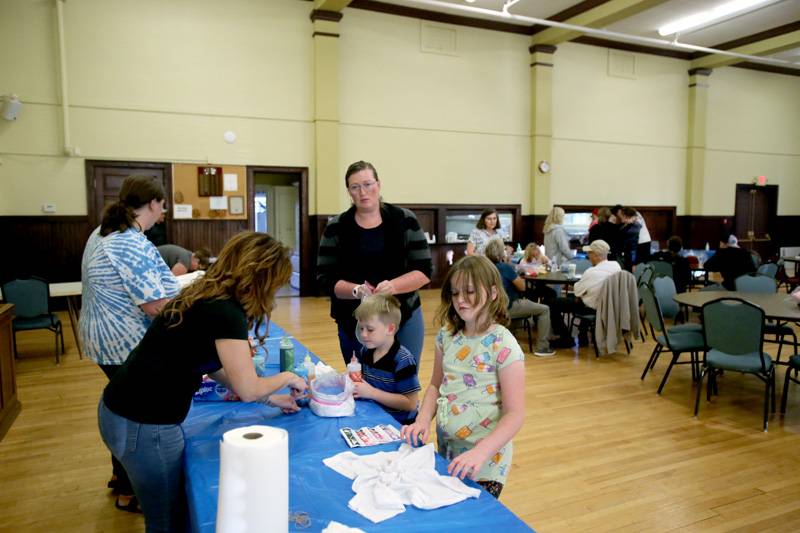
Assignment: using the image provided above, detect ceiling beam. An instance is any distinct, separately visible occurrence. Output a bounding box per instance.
[314,0,352,11]
[691,27,800,70]
[531,0,669,45]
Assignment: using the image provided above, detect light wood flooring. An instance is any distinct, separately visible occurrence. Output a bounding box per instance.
[1,289,799,532]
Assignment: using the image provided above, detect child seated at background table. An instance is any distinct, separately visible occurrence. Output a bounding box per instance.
[517,242,549,274]
[351,294,421,424]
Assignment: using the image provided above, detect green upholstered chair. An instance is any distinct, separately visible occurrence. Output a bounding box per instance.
[780,355,800,415]
[640,283,705,394]
[695,298,775,431]
[1,276,65,364]
[734,274,797,361]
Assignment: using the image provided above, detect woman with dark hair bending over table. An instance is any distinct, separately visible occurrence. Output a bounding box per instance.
[317,160,432,367]
[98,232,308,532]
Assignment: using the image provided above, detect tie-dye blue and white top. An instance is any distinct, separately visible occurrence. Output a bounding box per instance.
[80,227,179,365]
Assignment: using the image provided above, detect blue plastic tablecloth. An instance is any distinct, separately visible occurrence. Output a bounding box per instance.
[182,323,533,532]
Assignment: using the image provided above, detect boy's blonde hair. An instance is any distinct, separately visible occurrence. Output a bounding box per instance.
[435,255,509,334]
[354,293,402,328]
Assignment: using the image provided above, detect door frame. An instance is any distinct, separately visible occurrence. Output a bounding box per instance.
[246,166,310,296]
[734,183,778,256]
[85,160,173,241]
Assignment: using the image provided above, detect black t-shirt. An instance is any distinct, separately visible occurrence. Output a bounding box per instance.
[355,224,391,287]
[103,298,249,424]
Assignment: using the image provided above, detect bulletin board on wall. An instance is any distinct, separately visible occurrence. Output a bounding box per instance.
[171,164,247,220]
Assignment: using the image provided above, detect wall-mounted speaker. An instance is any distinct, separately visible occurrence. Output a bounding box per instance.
[2,95,22,121]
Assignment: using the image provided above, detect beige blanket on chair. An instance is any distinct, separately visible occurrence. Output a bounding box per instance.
[595,271,641,355]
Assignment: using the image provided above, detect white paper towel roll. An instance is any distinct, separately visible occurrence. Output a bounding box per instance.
[216,425,289,533]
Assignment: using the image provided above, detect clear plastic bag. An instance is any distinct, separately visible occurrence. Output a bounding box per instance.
[309,372,355,417]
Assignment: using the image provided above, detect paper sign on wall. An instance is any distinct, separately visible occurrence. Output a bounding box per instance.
[223,173,238,192]
[174,204,193,219]
[209,196,228,210]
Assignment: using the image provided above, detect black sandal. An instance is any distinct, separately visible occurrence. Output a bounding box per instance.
[115,495,143,514]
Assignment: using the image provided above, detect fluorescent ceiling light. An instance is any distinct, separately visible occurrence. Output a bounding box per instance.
[658,0,774,36]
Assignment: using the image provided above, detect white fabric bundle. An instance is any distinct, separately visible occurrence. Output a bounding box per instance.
[321,521,366,533]
[323,443,481,523]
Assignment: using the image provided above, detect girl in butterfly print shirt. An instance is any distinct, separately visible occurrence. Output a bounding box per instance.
[401,255,525,498]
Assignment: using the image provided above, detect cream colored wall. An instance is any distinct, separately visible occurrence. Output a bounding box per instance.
[338,9,531,213]
[1,2,798,218]
[705,67,800,216]
[0,0,314,215]
[550,42,689,214]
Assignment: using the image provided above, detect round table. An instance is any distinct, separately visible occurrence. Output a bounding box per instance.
[523,271,580,286]
[673,291,800,322]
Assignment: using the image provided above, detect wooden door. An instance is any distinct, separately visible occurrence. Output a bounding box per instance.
[85,161,172,237]
[734,184,777,261]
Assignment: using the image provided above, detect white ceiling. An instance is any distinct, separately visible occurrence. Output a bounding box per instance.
[374,0,800,67]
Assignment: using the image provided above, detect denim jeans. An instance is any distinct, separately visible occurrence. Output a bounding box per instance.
[98,399,186,533]
[338,306,425,367]
[98,364,133,495]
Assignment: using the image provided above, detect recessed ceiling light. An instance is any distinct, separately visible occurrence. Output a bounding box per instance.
[465,0,477,3]
[658,0,774,37]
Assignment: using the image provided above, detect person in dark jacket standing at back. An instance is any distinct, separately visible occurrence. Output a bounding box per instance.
[317,161,432,367]
[587,207,618,258]
[616,207,642,271]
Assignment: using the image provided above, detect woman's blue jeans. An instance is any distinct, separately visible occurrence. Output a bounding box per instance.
[98,399,186,533]
[338,306,425,368]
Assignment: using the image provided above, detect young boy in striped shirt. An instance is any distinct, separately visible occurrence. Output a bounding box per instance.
[352,294,421,424]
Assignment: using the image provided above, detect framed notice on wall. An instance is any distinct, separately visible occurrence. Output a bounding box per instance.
[229,196,244,215]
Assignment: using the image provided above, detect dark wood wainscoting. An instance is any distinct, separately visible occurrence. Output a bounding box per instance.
[169,220,250,261]
[674,215,734,250]
[1,216,92,284]
[521,214,546,245]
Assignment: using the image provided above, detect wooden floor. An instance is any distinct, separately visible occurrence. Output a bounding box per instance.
[1,289,799,532]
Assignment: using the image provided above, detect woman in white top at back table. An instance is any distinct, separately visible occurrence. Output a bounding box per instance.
[466,208,504,256]
[543,207,573,267]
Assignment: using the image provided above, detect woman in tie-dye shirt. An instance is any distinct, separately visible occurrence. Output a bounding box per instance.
[80,175,179,512]
[401,255,525,498]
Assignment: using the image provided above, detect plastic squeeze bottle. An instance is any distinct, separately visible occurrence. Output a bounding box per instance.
[303,355,316,383]
[347,354,362,382]
[279,336,294,373]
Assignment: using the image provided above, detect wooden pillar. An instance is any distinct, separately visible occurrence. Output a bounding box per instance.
[685,68,712,216]
[529,44,556,215]
[311,9,343,215]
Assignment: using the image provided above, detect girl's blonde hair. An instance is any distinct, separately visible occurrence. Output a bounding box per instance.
[523,243,541,262]
[543,206,565,233]
[162,231,292,344]
[435,255,509,334]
